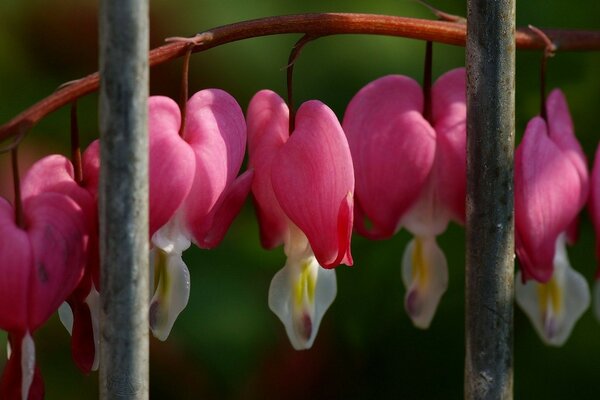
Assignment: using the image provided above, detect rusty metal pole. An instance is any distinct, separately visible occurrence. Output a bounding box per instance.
[98,0,149,398]
[465,0,515,399]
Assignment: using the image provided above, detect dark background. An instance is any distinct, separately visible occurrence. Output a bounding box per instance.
[1,1,599,398]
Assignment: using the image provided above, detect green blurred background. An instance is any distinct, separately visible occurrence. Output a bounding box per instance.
[0,0,599,398]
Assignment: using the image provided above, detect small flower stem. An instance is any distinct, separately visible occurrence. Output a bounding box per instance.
[70,101,83,184]
[422,41,433,123]
[528,26,556,122]
[11,146,24,228]
[286,34,317,132]
[179,45,193,138]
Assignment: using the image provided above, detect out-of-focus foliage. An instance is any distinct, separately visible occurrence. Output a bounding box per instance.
[0,1,599,399]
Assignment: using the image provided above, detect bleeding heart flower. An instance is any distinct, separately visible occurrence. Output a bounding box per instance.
[515,90,590,346]
[146,90,252,340]
[20,154,100,373]
[0,190,86,399]
[247,90,353,349]
[343,68,466,329]
[515,117,583,283]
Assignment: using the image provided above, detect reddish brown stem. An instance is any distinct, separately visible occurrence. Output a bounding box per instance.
[1,13,599,141]
[179,46,193,137]
[70,101,83,184]
[286,34,317,133]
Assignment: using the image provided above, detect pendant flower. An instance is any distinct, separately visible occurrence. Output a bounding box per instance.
[0,190,86,399]
[20,154,100,373]
[146,90,252,340]
[247,90,354,349]
[515,89,590,346]
[342,68,466,329]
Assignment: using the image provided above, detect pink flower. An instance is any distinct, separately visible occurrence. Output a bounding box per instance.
[20,154,100,373]
[515,89,590,346]
[147,90,252,340]
[0,189,87,398]
[81,90,252,342]
[247,90,354,349]
[343,68,466,329]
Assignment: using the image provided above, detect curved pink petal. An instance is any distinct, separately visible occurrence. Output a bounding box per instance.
[20,153,100,298]
[431,68,467,224]
[0,198,31,332]
[515,117,581,282]
[547,89,589,208]
[194,169,254,249]
[82,140,100,199]
[546,90,587,187]
[546,89,589,245]
[25,192,87,330]
[70,301,96,373]
[272,100,354,268]
[343,75,435,238]
[181,89,246,245]
[247,90,290,249]
[590,144,600,269]
[148,96,196,237]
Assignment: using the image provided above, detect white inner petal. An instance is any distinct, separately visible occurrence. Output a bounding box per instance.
[149,249,191,341]
[269,225,337,350]
[21,332,35,400]
[58,301,74,335]
[401,235,448,329]
[516,233,590,346]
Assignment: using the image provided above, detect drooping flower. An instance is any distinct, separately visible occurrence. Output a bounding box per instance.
[0,190,86,399]
[247,90,354,349]
[146,90,252,340]
[20,154,100,373]
[342,68,466,329]
[515,89,590,346]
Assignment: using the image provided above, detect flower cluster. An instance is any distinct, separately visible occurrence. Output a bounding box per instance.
[1,65,598,398]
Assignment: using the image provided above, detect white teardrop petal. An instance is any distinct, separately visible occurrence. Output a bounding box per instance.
[58,302,74,335]
[268,247,336,350]
[86,284,101,371]
[21,332,35,400]
[516,235,590,346]
[401,236,448,329]
[149,250,191,341]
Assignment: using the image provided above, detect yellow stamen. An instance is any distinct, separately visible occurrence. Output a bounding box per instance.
[154,249,170,298]
[537,277,562,316]
[411,238,430,289]
[294,259,316,307]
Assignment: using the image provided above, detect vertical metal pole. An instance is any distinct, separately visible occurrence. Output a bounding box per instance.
[465,1,515,399]
[99,0,149,398]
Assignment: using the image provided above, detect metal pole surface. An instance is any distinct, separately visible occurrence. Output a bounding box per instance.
[465,1,515,399]
[98,0,149,398]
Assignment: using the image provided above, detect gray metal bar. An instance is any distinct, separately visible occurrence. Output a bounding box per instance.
[98,0,149,398]
[465,1,515,399]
